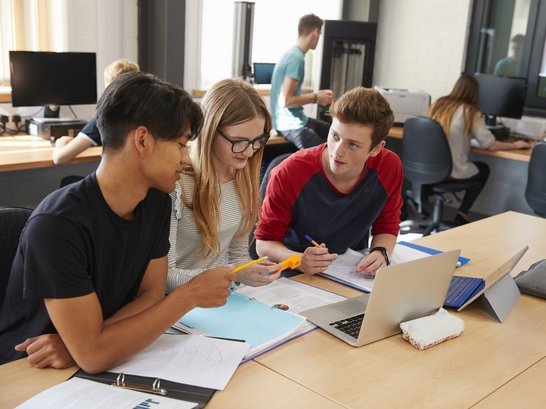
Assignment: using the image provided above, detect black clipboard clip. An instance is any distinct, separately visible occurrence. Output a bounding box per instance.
[112,372,168,396]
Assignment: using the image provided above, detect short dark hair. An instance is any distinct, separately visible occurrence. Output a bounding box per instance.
[329,87,394,149]
[97,71,203,150]
[298,14,323,36]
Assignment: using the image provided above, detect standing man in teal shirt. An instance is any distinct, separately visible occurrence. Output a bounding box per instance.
[271,14,334,149]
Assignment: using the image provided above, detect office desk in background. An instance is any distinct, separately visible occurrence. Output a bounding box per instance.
[2,211,546,408]
[386,126,535,216]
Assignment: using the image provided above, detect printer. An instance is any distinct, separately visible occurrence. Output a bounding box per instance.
[375,87,431,124]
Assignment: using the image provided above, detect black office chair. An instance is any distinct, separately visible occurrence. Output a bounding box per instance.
[525,142,546,217]
[0,206,33,307]
[249,153,293,259]
[400,116,482,235]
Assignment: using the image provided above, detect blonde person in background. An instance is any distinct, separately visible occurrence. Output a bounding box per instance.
[166,79,282,292]
[52,59,139,165]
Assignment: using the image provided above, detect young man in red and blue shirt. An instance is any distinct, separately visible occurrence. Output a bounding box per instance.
[255,87,403,276]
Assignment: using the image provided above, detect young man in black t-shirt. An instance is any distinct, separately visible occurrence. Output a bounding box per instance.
[0,72,236,372]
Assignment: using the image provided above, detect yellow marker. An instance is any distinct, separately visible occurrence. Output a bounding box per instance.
[279,255,302,271]
[232,256,268,273]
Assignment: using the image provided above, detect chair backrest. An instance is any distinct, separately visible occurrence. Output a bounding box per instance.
[525,142,546,217]
[259,153,293,199]
[0,206,33,307]
[402,116,453,185]
[249,153,293,259]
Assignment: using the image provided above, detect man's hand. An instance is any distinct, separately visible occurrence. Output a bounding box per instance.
[299,245,337,275]
[54,136,74,147]
[317,89,334,106]
[15,334,75,369]
[355,251,387,277]
[513,140,532,149]
[184,266,235,308]
[235,260,282,287]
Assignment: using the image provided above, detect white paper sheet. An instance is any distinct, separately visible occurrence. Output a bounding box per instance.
[109,334,249,390]
[17,377,197,409]
[237,277,347,335]
[320,248,376,292]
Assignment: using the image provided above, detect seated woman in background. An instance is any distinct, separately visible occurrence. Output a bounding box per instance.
[167,79,282,292]
[52,58,139,165]
[429,73,532,225]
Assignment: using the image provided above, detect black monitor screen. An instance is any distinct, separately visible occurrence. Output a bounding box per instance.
[475,74,526,119]
[9,51,97,107]
[253,63,275,84]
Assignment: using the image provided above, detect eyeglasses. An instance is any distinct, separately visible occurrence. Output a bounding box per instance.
[218,130,269,153]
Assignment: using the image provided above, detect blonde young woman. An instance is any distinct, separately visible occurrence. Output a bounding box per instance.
[428,74,532,224]
[166,79,282,292]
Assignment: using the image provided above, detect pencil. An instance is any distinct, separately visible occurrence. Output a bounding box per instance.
[304,234,322,248]
[232,256,268,273]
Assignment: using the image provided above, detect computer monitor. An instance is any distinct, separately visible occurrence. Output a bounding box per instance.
[475,74,526,126]
[9,51,97,118]
[253,63,275,84]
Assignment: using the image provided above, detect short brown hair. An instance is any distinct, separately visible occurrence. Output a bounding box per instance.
[329,87,394,149]
[298,14,323,36]
[103,58,139,86]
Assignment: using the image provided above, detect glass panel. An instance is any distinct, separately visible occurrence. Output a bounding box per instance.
[475,0,530,76]
[330,40,366,97]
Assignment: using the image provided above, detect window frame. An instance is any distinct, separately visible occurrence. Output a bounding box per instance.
[464,0,546,117]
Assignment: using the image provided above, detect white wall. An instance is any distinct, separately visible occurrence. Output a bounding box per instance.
[374,0,471,101]
[0,0,138,124]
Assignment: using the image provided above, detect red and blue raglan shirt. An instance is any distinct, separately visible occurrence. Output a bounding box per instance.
[255,144,403,254]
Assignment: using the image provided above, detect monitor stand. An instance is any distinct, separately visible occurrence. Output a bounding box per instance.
[44,105,60,118]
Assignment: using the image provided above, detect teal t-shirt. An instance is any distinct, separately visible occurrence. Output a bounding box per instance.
[271,45,308,131]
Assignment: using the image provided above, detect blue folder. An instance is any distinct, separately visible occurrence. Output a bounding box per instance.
[397,241,470,267]
[177,292,306,358]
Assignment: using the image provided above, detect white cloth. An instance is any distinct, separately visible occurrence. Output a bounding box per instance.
[447,106,495,179]
[400,308,464,350]
[166,177,249,292]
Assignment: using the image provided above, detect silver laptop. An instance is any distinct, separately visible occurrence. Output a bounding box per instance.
[301,250,461,347]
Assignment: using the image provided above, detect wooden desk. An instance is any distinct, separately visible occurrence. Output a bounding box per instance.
[254,211,546,408]
[473,356,546,409]
[387,125,533,162]
[0,135,102,172]
[0,358,344,408]
[0,134,290,174]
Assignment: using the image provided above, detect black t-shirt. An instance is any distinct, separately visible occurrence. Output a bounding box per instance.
[0,173,171,364]
[80,117,101,146]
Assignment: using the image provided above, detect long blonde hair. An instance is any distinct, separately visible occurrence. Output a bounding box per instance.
[182,79,271,257]
[429,74,481,137]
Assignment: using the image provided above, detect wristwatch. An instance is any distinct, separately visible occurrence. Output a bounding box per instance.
[370,246,390,266]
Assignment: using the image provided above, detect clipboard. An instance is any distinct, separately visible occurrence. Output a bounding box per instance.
[73,370,215,408]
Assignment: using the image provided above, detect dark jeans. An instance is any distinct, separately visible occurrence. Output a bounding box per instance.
[454,161,490,214]
[279,118,331,149]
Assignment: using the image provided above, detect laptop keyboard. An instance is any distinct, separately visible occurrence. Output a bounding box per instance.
[444,275,484,308]
[329,314,364,338]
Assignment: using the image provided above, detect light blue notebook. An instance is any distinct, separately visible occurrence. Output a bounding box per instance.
[175,292,306,359]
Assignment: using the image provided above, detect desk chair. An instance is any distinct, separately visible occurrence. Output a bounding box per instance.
[400,116,481,235]
[249,153,293,259]
[525,142,546,217]
[0,206,32,306]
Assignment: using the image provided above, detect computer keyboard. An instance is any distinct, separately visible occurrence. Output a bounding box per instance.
[444,275,485,309]
[329,314,364,338]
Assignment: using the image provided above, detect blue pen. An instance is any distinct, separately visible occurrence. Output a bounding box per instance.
[304,234,321,248]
